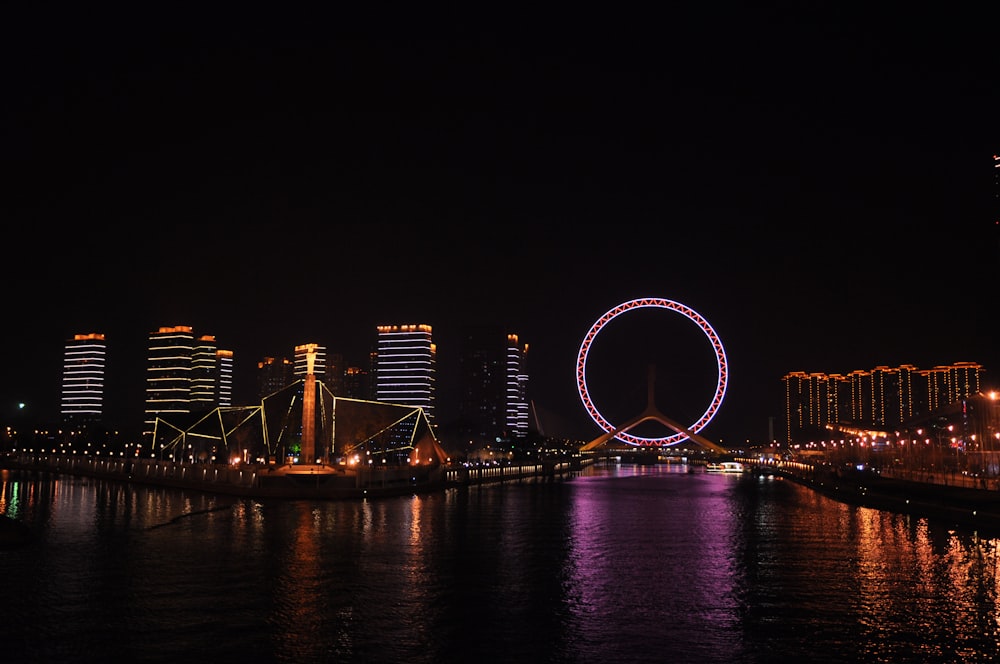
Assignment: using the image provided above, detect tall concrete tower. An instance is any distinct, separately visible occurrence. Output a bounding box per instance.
[297,343,320,464]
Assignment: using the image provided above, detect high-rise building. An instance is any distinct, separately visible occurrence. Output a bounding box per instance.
[258,345,344,400]
[994,153,999,214]
[257,356,293,401]
[783,361,983,444]
[324,351,345,396]
[375,324,436,422]
[343,365,372,400]
[506,333,530,438]
[191,335,218,412]
[60,333,107,428]
[457,326,530,446]
[217,349,233,407]
[144,326,232,439]
[145,326,195,438]
[458,325,505,446]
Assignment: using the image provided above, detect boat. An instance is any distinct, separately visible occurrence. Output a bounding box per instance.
[705,461,745,473]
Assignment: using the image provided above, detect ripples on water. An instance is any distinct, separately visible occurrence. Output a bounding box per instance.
[3,465,1000,663]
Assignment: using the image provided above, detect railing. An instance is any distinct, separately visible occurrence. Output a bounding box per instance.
[738,456,1000,493]
[444,457,589,486]
[5,453,261,488]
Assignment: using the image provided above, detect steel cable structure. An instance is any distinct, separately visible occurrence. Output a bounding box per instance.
[576,297,728,447]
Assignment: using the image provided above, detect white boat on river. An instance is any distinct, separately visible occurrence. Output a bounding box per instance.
[705,461,745,473]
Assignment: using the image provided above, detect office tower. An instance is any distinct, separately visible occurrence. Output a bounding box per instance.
[217,349,233,406]
[994,153,999,223]
[145,326,195,438]
[60,333,106,428]
[457,326,530,446]
[375,324,436,422]
[257,355,293,401]
[506,334,530,438]
[458,325,505,446]
[144,326,230,439]
[191,335,218,412]
[324,352,345,396]
[343,365,371,400]
[367,350,379,399]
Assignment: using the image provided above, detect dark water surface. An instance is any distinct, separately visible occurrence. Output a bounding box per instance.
[3,463,1000,663]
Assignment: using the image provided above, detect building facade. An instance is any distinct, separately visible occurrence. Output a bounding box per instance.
[506,333,530,439]
[324,351,345,397]
[343,365,372,400]
[257,355,293,401]
[191,335,219,412]
[144,326,233,439]
[456,325,530,447]
[783,361,984,443]
[144,326,195,438]
[60,332,107,428]
[375,324,436,422]
[216,349,233,407]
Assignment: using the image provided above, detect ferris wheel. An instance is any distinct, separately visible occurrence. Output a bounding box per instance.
[576,297,728,448]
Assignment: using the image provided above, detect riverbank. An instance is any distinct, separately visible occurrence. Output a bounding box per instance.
[760,463,1000,536]
[11,452,999,537]
[1,454,446,500]
[0,453,585,501]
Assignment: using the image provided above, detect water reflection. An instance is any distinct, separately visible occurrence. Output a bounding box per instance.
[3,465,1000,662]
[566,464,748,662]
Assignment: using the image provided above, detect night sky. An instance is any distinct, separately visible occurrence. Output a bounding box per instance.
[3,6,998,446]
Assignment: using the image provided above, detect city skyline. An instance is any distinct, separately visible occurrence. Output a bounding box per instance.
[17,321,1000,451]
[4,8,999,446]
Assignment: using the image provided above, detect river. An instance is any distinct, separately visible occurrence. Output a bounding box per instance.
[2,462,999,663]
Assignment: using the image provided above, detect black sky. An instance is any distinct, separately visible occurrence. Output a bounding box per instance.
[3,6,999,446]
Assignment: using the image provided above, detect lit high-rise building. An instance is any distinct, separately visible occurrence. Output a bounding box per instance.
[783,361,983,444]
[60,333,107,428]
[506,334,530,438]
[375,324,436,422]
[457,325,529,446]
[144,326,232,439]
[993,153,999,217]
[216,349,233,407]
[191,335,219,412]
[145,326,195,438]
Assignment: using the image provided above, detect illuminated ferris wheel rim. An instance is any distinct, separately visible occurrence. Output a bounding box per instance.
[576,297,728,446]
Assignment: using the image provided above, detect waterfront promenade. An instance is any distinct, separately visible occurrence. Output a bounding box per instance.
[0,452,587,500]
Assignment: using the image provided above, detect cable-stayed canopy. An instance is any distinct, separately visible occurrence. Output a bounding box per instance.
[151,379,447,465]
